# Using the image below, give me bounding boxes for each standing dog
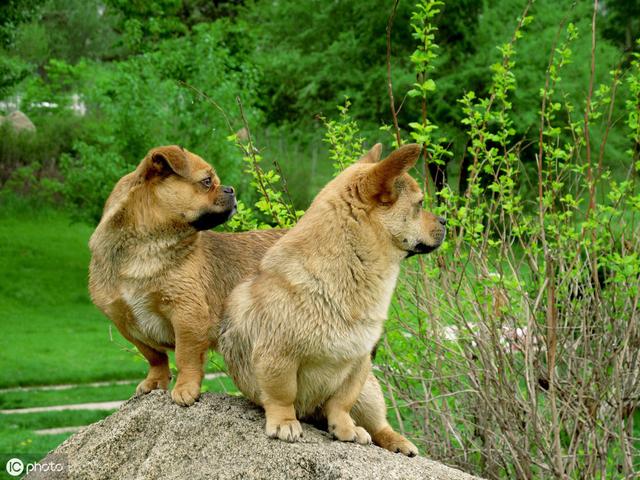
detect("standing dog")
[89,145,285,406]
[219,143,445,455]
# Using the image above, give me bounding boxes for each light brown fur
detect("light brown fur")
[89,145,285,405]
[219,143,446,456]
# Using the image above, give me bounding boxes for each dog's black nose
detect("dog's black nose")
[438,216,447,226]
[222,186,235,195]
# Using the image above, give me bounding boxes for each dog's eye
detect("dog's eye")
[200,177,212,189]
[417,198,423,208]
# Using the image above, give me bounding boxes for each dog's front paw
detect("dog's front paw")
[171,381,200,406]
[373,427,419,457]
[265,418,303,443]
[329,423,372,445]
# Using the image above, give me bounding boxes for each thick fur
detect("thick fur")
[219,143,446,455]
[89,145,286,406]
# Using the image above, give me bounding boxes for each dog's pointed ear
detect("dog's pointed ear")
[359,143,421,203]
[143,145,190,179]
[357,143,383,164]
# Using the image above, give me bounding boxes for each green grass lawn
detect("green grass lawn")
[1,410,111,459]
[0,195,232,462]
[0,197,147,387]
[0,383,137,410]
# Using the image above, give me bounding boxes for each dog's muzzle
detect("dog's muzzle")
[190,187,237,231]
[406,242,438,257]
[406,225,445,257]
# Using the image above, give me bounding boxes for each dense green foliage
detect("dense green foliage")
[1,0,637,214]
[1,1,263,222]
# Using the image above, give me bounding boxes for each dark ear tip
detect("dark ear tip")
[149,145,182,155]
[399,143,422,157]
[385,143,421,168]
[148,146,165,160]
[149,145,186,164]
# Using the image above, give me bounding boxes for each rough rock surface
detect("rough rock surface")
[0,111,36,132]
[29,391,481,480]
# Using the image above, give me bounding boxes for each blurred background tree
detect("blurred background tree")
[0,0,637,212]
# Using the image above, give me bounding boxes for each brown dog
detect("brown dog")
[219,143,445,455]
[88,145,285,405]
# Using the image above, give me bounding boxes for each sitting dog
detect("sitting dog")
[89,145,285,406]
[219,143,445,454]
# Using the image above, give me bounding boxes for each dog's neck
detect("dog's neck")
[263,200,402,324]
[90,199,200,281]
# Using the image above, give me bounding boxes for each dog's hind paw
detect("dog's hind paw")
[372,426,419,457]
[329,423,372,445]
[136,376,170,396]
[353,426,372,445]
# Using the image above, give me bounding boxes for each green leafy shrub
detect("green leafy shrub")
[0,113,85,187]
[57,142,128,224]
[37,21,262,223]
[372,5,640,479]
[225,110,303,231]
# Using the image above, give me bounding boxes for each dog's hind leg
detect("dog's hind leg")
[351,372,419,457]
[107,300,171,395]
[133,343,172,395]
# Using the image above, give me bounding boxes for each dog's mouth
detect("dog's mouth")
[406,225,446,257]
[406,242,439,258]
[228,201,237,218]
[190,201,237,231]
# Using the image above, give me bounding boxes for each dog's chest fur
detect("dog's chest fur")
[327,319,382,360]
[121,287,175,349]
[90,227,197,350]
[293,264,399,415]
[324,267,398,359]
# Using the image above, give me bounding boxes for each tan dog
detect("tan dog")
[89,145,285,406]
[219,143,446,455]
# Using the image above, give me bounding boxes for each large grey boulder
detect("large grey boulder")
[0,111,36,132]
[29,391,481,479]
